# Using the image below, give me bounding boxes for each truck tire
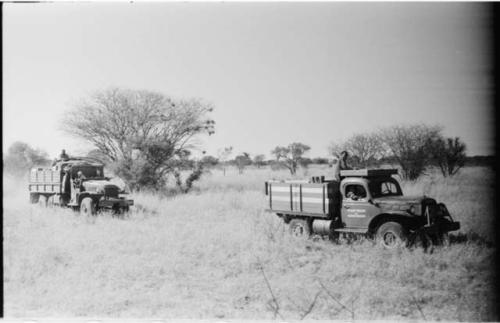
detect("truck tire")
[433,232,450,247]
[30,193,39,204]
[38,195,48,208]
[289,219,311,238]
[80,197,96,216]
[410,231,433,251]
[376,221,407,249]
[112,205,129,216]
[47,195,55,208]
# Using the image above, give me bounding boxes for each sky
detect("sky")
[3,2,495,160]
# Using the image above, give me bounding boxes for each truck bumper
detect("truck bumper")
[99,198,134,208]
[422,220,460,235]
[443,221,460,232]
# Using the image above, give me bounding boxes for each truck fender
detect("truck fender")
[368,212,419,235]
[78,192,95,206]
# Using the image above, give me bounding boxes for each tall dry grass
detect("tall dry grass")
[3,166,497,320]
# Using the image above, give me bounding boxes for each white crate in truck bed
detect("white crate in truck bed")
[29,168,61,193]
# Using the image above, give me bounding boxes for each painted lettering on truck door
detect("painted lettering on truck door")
[341,183,377,228]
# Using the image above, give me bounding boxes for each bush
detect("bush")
[431,137,467,177]
[4,142,50,176]
[379,124,442,180]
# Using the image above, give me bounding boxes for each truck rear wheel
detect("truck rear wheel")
[289,219,311,238]
[47,195,55,208]
[433,232,450,247]
[80,197,96,216]
[30,193,39,204]
[38,195,48,208]
[376,222,407,249]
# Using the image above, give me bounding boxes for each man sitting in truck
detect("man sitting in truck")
[345,184,366,201]
[74,170,87,188]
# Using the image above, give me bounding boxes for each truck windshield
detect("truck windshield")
[368,178,402,198]
[71,166,104,179]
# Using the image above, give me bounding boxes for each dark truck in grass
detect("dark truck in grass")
[29,156,133,215]
[265,169,460,248]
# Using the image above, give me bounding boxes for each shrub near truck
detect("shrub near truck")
[265,169,460,248]
[29,154,133,215]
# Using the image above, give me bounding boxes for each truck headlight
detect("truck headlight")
[409,204,421,215]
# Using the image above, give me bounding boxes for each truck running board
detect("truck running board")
[333,228,367,234]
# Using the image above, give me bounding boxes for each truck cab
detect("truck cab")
[340,170,403,228]
[265,169,460,248]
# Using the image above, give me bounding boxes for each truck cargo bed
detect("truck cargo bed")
[266,180,339,217]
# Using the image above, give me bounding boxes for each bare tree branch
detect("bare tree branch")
[258,263,284,320]
[300,291,322,320]
[318,280,354,317]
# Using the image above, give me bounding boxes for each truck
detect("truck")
[29,155,133,216]
[265,169,460,248]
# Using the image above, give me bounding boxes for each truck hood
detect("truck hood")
[82,180,121,196]
[83,179,115,188]
[372,195,436,213]
[372,195,426,204]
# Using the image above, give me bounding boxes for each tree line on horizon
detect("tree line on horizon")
[3,88,492,192]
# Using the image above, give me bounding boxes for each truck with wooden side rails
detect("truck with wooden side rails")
[265,169,460,248]
[29,153,133,215]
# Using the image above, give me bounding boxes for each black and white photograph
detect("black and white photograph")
[2,2,498,321]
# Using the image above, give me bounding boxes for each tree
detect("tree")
[328,132,384,168]
[217,146,233,176]
[173,161,204,193]
[271,142,311,175]
[200,155,219,168]
[62,88,215,190]
[430,137,467,177]
[299,157,313,168]
[312,157,329,165]
[86,148,112,164]
[253,154,266,168]
[4,142,50,176]
[344,132,385,167]
[327,141,347,158]
[379,124,442,180]
[234,152,252,174]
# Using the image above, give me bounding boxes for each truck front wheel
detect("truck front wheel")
[80,197,96,216]
[289,219,311,238]
[376,222,407,249]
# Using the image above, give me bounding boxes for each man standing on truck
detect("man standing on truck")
[52,149,70,166]
[339,151,351,170]
[60,149,69,160]
[332,150,352,181]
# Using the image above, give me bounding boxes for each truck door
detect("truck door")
[341,183,377,228]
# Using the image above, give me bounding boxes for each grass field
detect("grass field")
[3,165,498,320]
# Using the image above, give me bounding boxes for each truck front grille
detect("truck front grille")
[104,186,119,198]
